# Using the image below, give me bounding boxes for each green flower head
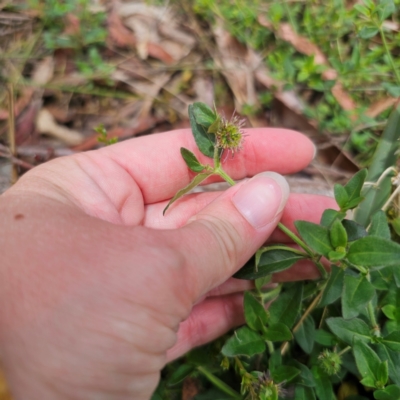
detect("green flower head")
[318,349,342,376]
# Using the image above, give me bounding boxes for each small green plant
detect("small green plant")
[161,102,400,399]
[94,124,118,146]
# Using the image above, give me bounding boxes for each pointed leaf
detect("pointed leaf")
[168,364,195,386]
[295,221,333,256]
[326,317,371,345]
[271,365,300,384]
[191,102,216,126]
[263,322,292,342]
[180,147,205,172]
[188,104,215,158]
[234,249,304,280]
[342,219,368,241]
[374,385,400,400]
[295,386,316,400]
[353,338,381,387]
[369,210,391,240]
[320,209,346,227]
[382,331,400,352]
[163,172,212,214]
[294,315,315,354]
[320,265,345,307]
[344,169,368,205]
[334,184,349,209]
[291,361,315,387]
[244,291,268,332]
[347,236,400,267]
[311,366,335,400]
[376,361,389,387]
[376,343,400,386]
[269,284,303,329]
[329,219,348,248]
[314,329,336,346]
[342,275,375,319]
[221,326,265,357]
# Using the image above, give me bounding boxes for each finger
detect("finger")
[102,128,315,204]
[144,192,336,232]
[166,293,244,362]
[169,171,290,300]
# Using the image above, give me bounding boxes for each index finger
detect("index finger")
[101,128,315,205]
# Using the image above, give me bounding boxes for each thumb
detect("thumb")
[172,171,290,300]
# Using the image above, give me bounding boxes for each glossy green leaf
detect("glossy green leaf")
[295,221,333,257]
[320,266,345,307]
[180,147,205,173]
[329,219,348,248]
[369,211,391,240]
[294,386,316,400]
[342,219,368,241]
[342,275,375,319]
[320,209,346,227]
[269,284,303,329]
[347,236,400,267]
[271,365,300,384]
[382,331,400,352]
[334,184,349,209]
[221,326,265,357]
[188,103,215,158]
[374,385,400,400]
[354,105,400,227]
[243,291,268,332]
[234,249,304,279]
[263,322,292,342]
[326,317,371,345]
[353,338,381,387]
[163,172,212,214]
[311,366,335,400]
[294,315,315,354]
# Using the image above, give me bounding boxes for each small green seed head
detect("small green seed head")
[318,349,342,376]
[215,114,245,154]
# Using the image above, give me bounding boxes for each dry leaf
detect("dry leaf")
[36,108,84,146]
[107,8,136,48]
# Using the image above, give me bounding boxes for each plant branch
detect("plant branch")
[278,223,314,257]
[380,27,400,84]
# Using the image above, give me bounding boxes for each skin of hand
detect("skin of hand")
[0,128,336,400]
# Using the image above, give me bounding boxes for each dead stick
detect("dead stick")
[7,83,18,183]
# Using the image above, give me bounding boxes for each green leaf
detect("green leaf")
[269,350,282,372]
[263,322,292,342]
[207,116,222,134]
[234,249,304,280]
[191,102,216,126]
[314,329,337,346]
[334,184,349,209]
[376,343,400,386]
[320,266,345,307]
[295,221,333,257]
[320,209,346,227]
[374,385,400,400]
[342,274,375,319]
[163,172,212,214]
[188,104,216,158]
[393,266,400,288]
[382,83,400,98]
[294,315,315,354]
[180,147,205,173]
[354,105,400,227]
[311,366,335,400]
[294,386,316,400]
[376,361,389,387]
[369,211,391,239]
[244,291,268,332]
[354,4,370,16]
[382,331,400,352]
[391,217,400,236]
[344,169,368,204]
[269,284,303,329]
[359,26,379,39]
[326,317,371,345]
[353,337,381,387]
[377,0,395,21]
[221,326,265,357]
[342,219,368,241]
[347,236,400,267]
[382,305,397,320]
[291,361,315,387]
[329,219,348,248]
[271,365,300,384]
[168,364,194,386]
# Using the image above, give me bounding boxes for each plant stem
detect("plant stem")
[380,27,400,84]
[197,366,242,399]
[278,223,314,257]
[367,301,380,336]
[257,245,309,257]
[217,168,236,186]
[337,346,351,357]
[281,291,323,355]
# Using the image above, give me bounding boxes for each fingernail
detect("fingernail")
[231,172,289,229]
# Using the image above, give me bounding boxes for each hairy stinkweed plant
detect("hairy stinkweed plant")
[162,102,400,400]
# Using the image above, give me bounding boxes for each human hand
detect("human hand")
[0,128,335,399]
